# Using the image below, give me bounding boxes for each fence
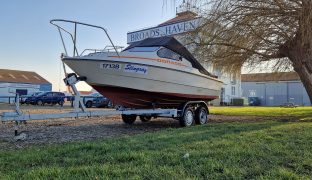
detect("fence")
[0,96,95,104]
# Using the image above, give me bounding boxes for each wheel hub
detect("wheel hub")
[185,110,194,125]
[199,109,207,124]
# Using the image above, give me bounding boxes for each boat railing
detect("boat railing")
[50,19,120,57]
[80,46,124,56]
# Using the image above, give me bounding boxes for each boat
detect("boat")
[52,20,223,109]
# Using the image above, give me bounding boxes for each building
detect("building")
[241,72,311,106]
[0,69,52,102]
[127,2,242,105]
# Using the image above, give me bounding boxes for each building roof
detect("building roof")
[0,69,51,84]
[158,11,198,27]
[241,72,301,82]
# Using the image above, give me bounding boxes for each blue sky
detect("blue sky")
[0,0,177,91]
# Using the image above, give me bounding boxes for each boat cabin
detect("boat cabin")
[123,36,216,78]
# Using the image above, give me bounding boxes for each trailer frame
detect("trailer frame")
[0,73,180,136]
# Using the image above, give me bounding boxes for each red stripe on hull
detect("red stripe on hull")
[92,85,218,109]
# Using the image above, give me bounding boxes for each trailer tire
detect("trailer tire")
[195,106,208,125]
[179,107,194,127]
[122,114,137,124]
[139,116,152,122]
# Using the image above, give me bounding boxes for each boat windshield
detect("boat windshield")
[157,47,182,61]
[128,47,159,52]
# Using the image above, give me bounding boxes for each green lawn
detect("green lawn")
[1,120,312,179]
[210,106,312,117]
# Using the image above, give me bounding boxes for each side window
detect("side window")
[46,92,53,97]
[55,92,63,96]
[157,48,182,61]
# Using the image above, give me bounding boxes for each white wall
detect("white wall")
[0,82,40,103]
[207,68,242,105]
[219,73,242,103]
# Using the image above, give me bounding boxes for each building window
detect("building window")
[22,74,29,80]
[33,75,41,80]
[231,86,235,96]
[231,75,237,85]
[249,90,256,97]
[9,74,16,79]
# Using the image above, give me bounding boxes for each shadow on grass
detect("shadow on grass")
[1,121,312,179]
[1,121,281,161]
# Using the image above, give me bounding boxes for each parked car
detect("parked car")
[83,92,112,108]
[248,97,261,106]
[24,92,65,106]
[62,92,74,101]
[21,92,43,104]
[280,102,299,108]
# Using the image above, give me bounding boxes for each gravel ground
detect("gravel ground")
[0,104,179,150]
[0,115,181,150]
[0,104,295,150]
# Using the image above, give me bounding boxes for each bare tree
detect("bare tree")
[178,0,312,103]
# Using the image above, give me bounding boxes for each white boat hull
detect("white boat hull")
[64,57,223,108]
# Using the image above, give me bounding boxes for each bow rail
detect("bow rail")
[50,19,120,57]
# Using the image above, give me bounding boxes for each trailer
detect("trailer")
[0,73,209,137]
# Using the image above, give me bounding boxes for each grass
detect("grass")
[1,121,312,179]
[210,106,312,117]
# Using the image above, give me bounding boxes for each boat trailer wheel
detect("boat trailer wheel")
[195,106,208,125]
[139,116,152,122]
[122,114,137,124]
[178,101,209,127]
[179,107,194,127]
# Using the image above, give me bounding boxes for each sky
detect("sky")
[0,0,177,91]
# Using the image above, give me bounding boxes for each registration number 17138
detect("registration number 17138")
[100,63,121,70]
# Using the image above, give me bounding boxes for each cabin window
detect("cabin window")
[128,47,159,52]
[157,48,182,61]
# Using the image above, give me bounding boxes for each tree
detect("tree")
[181,0,312,103]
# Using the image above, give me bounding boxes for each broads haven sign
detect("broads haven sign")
[127,18,203,44]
